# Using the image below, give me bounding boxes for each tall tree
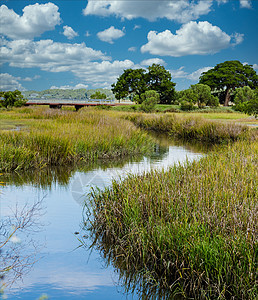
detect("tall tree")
[146,64,176,104]
[111,64,176,104]
[111,68,146,101]
[199,61,258,106]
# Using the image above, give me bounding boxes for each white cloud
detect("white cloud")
[0,3,61,40]
[0,73,25,91]
[133,25,141,30]
[168,66,212,81]
[83,0,213,23]
[240,0,252,8]
[169,67,188,78]
[253,64,258,70]
[187,66,212,80]
[141,58,166,66]
[71,60,136,88]
[141,21,243,57]
[50,83,89,90]
[97,26,125,44]
[63,26,78,40]
[231,32,244,46]
[128,46,137,52]
[0,38,136,88]
[0,39,110,71]
[85,31,91,37]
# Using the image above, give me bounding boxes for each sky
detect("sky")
[0,0,257,92]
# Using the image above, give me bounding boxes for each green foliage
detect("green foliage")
[178,84,219,110]
[111,64,176,104]
[146,64,176,104]
[111,68,146,102]
[88,140,257,299]
[0,90,27,108]
[191,84,219,107]
[140,90,159,113]
[180,100,195,111]
[234,86,258,117]
[90,91,107,99]
[199,60,258,106]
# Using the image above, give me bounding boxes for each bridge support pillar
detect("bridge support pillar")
[49,104,62,109]
[75,105,83,111]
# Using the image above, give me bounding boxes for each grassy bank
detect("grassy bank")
[124,113,255,144]
[0,107,154,172]
[87,140,257,299]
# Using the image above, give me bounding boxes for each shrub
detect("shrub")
[140,90,159,113]
[180,100,195,111]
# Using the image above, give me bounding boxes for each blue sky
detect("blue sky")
[0,0,257,92]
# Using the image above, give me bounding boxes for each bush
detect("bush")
[140,90,159,113]
[0,90,27,108]
[234,86,258,117]
[180,100,195,111]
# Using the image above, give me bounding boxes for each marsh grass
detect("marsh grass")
[124,113,255,144]
[87,140,257,299]
[0,107,154,172]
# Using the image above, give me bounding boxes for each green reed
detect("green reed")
[88,140,257,299]
[124,113,255,144]
[0,107,154,172]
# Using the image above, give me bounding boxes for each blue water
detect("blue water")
[0,141,203,299]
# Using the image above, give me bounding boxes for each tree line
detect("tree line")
[111,60,257,115]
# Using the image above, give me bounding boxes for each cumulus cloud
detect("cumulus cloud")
[97,26,125,44]
[0,38,136,88]
[187,66,212,80]
[0,3,61,40]
[71,60,136,88]
[240,0,252,8]
[0,73,25,91]
[140,58,166,66]
[63,26,78,40]
[141,21,243,57]
[169,67,188,78]
[0,39,110,71]
[83,0,212,23]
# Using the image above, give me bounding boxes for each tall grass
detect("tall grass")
[0,107,154,172]
[87,140,257,299]
[124,113,255,144]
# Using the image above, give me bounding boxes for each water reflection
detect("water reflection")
[0,199,45,292]
[1,136,204,299]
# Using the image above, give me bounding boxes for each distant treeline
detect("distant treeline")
[23,88,115,100]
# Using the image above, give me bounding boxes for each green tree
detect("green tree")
[0,90,27,108]
[111,68,146,102]
[190,84,219,107]
[178,89,197,111]
[234,86,258,117]
[199,61,258,106]
[140,90,159,113]
[111,64,176,104]
[146,64,176,104]
[90,91,107,99]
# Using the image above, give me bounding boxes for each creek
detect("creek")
[1,136,205,299]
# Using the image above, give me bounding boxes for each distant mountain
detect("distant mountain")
[23,88,115,100]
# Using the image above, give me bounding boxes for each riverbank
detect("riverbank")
[0,107,154,172]
[88,139,257,299]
